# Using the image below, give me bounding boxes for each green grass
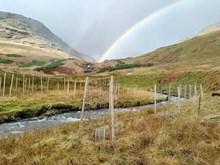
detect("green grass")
[98,63,142,73]
[5,54,23,57]
[0,59,13,64]
[97,60,153,73]
[35,60,64,70]
[114,70,219,93]
[0,93,82,123]
[0,88,164,123]
[116,72,166,89]
[158,71,216,93]
[18,60,47,68]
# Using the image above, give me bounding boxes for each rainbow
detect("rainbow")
[98,0,183,63]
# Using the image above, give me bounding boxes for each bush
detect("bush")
[0,59,13,64]
[35,60,64,71]
[18,60,47,68]
[5,54,23,57]
[98,63,142,73]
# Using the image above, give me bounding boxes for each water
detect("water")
[0,96,181,137]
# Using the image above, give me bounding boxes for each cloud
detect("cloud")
[0,0,220,61]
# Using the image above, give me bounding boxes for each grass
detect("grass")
[97,63,143,73]
[36,60,64,70]
[123,30,220,66]
[0,95,219,164]
[116,72,166,89]
[5,54,23,57]
[0,91,82,123]
[102,70,220,92]
[0,59,13,64]
[0,84,164,123]
[0,70,218,122]
[18,60,47,68]
[97,60,153,73]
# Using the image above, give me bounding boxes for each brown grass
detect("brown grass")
[0,41,86,75]
[0,95,219,165]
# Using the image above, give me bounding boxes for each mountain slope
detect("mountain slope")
[123,29,220,70]
[96,25,220,91]
[0,11,94,75]
[0,11,94,61]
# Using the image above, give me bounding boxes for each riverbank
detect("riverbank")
[0,90,166,123]
[0,95,219,165]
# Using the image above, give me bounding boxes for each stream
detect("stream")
[0,96,181,137]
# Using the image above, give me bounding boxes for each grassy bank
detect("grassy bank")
[0,89,166,123]
[115,70,219,92]
[0,92,81,123]
[0,95,219,164]
[1,69,218,123]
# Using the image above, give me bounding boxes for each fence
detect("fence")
[0,72,205,142]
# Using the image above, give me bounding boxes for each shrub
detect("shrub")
[5,54,23,57]
[98,63,142,73]
[18,60,47,68]
[0,59,13,64]
[35,60,64,71]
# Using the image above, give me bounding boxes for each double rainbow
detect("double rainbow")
[98,0,183,63]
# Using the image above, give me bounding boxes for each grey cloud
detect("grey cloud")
[0,0,220,61]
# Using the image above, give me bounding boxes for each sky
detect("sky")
[0,0,220,62]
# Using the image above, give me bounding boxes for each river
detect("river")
[0,96,181,137]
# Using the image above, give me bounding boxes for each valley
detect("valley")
[0,11,219,165]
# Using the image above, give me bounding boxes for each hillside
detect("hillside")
[123,29,220,68]
[0,11,94,75]
[96,28,220,72]
[95,27,220,92]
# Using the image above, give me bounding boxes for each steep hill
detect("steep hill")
[0,11,94,75]
[96,26,220,91]
[123,29,220,68]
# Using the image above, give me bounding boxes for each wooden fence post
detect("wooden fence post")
[109,76,115,141]
[200,84,203,98]
[28,78,31,91]
[154,84,157,114]
[22,74,25,96]
[99,81,102,98]
[41,77,43,94]
[198,95,202,115]
[47,77,50,91]
[64,78,66,91]
[0,77,2,93]
[67,80,70,96]
[9,74,14,98]
[80,77,89,121]
[25,78,28,92]
[73,80,77,98]
[189,84,192,99]
[32,76,34,93]
[2,73,6,97]
[167,86,171,116]
[15,77,18,92]
[184,85,187,99]
[57,81,60,91]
